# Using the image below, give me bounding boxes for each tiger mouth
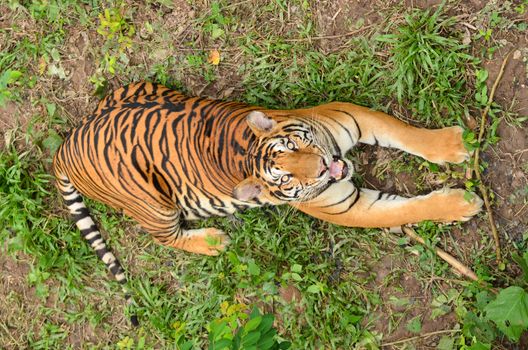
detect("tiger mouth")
[328,156,350,181]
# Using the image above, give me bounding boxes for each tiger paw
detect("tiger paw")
[428,188,483,222]
[426,126,470,165]
[181,228,230,256]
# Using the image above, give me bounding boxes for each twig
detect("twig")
[472,51,512,264]
[283,25,374,42]
[381,328,460,347]
[401,226,478,281]
[514,202,528,218]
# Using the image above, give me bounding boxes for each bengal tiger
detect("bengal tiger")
[52,82,482,325]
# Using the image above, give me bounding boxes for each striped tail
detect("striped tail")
[55,173,139,326]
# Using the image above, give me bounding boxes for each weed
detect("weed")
[0,69,22,107]
[376,6,477,125]
[197,1,233,41]
[241,39,387,109]
[91,2,136,94]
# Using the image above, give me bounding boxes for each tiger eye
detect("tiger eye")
[280,174,291,184]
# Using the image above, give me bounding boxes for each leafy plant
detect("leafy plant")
[198,1,233,40]
[484,287,528,342]
[92,3,136,93]
[97,7,135,52]
[208,303,291,350]
[0,69,22,106]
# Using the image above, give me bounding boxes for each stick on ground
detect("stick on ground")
[401,226,478,281]
[471,51,512,264]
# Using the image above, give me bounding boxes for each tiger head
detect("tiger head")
[233,111,354,203]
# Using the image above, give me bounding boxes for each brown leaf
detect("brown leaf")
[208,49,220,65]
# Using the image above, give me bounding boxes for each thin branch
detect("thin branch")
[401,226,478,281]
[472,51,512,264]
[381,329,460,347]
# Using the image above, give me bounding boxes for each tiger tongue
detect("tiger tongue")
[329,159,345,179]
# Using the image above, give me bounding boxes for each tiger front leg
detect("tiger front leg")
[293,181,483,228]
[312,102,470,165]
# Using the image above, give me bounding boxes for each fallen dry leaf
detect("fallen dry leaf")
[38,56,47,75]
[208,49,221,65]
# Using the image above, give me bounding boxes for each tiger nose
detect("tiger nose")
[318,158,327,177]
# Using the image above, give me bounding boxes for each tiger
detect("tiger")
[52,82,483,324]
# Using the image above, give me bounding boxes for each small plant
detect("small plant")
[97,7,135,52]
[198,1,232,40]
[0,69,22,107]
[92,4,136,93]
[208,302,291,350]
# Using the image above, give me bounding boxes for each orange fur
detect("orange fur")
[54,82,482,257]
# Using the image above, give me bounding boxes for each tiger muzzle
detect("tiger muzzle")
[329,156,351,181]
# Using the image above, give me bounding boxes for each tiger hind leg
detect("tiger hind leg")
[104,190,231,256]
[153,226,230,256]
[55,174,139,326]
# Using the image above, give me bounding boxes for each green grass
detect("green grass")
[1,0,527,349]
[376,5,477,125]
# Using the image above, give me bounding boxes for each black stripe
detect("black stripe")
[80,225,99,237]
[330,109,360,140]
[109,263,122,275]
[323,190,360,215]
[64,196,83,206]
[71,207,91,221]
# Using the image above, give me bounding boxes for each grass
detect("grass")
[1,0,527,349]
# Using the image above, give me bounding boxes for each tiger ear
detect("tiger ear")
[246,111,277,136]
[233,176,263,201]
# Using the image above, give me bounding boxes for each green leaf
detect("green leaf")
[291,264,302,273]
[278,341,292,349]
[241,331,260,346]
[389,296,410,307]
[178,341,194,350]
[431,304,450,320]
[468,341,491,350]
[46,103,56,117]
[249,306,261,319]
[256,336,275,350]
[247,261,260,276]
[209,24,224,39]
[476,69,488,84]
[209,338,231,350]
[257,315,274,334]
[209,320,229,341]
[244,316,262,332]
[290,272,302,281]
[406,316,422,334]
[462,311,496,344]
[437,335,454,350]
[42,130,63,155]
[484,286,528,341]
[50,48,61,62]
[475,290,493,311]
[1,70,22,87]
[306,285,320,293]
[512,252,528,284]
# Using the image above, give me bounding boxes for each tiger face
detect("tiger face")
[234,111,354,203]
